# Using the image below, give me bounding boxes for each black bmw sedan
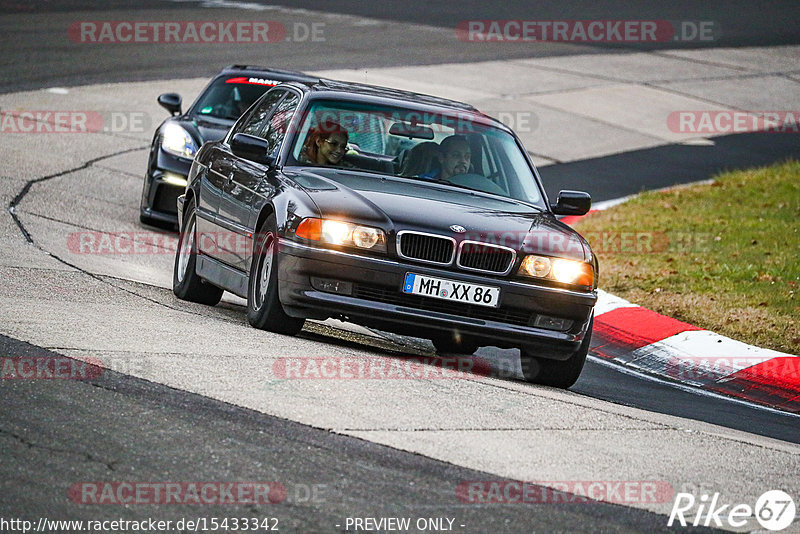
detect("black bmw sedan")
[173,79,598,388]
[139,65,318,228]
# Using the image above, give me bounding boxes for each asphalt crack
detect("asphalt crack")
[0,427,118,471]
[8,146,147,243]
[3,146,233,319]
[19,209,177,254]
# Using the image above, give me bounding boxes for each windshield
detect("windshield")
[289,99,545,207]
[190,76,276,121]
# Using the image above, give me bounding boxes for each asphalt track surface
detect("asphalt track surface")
[1,334,724,533]
[3,0,800,93]
[1,2,799,533]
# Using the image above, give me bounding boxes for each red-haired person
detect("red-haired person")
[299,120,352,166]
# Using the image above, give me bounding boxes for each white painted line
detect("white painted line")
[626,330,795,386]
[593,289,638,317]
[642,329,793,361]
[593,196,634,211]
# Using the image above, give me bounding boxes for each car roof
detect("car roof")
[272,78,509,132]
[311,78,479,111]
[209,66,500,128]
[216,64,320,84]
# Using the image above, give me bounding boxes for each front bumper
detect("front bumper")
[140,150,192,224]
[277,239,596,357]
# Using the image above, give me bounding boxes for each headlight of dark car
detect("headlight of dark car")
[161,123,198,159]
[295,217,387,253]
[519,255,594,288]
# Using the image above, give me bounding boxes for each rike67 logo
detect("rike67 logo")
[669,490,796,531]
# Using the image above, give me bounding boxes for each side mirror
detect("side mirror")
[551,190,591,216]
[158,93,182,116]
[231,133,275,166]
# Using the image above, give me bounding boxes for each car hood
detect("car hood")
[286,168,589,261]
[171,116,233,145]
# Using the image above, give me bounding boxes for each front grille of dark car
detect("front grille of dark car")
[397,232,455,265]
[353,283,533,327]
[457,241,515,274]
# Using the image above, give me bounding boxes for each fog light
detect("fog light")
[311,277,353,295]
[162,172,188,187]
[533,315,573,331]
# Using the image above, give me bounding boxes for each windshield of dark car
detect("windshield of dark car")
[190,77,275,120]
[289,99,545,208]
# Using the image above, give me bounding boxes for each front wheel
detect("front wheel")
[246,215,305,335]
[519,316,592,389]
[172,201,224,305]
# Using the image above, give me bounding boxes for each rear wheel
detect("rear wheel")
[172,201,224,305]
[246,215,305,335]
[519,316,592,389]
[431,332,479,355]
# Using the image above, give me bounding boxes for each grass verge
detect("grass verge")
[574,159,799,354]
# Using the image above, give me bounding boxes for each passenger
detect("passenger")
[399,141,440,177]
[422,135,471,180]
[298,120,351,166]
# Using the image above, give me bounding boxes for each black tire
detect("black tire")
[172,201,224,306]
[246,215,305,335]
[431,332,479,355]
[519,316,593,389]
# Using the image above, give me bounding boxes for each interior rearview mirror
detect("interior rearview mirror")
[389,122,435,140]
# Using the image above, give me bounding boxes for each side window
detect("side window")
[236,89,287,138]
[263,92,300,158]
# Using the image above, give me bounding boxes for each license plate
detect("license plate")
[403,273,500,308]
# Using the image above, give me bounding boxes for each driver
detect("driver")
[422,135,471,180]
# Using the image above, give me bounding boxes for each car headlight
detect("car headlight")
[161,123,198,158]
[295,218,387,253]
[519,255,594,288]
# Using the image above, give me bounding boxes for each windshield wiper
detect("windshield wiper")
[402,175,544,211]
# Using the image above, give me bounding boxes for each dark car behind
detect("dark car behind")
[139,65,318,228]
